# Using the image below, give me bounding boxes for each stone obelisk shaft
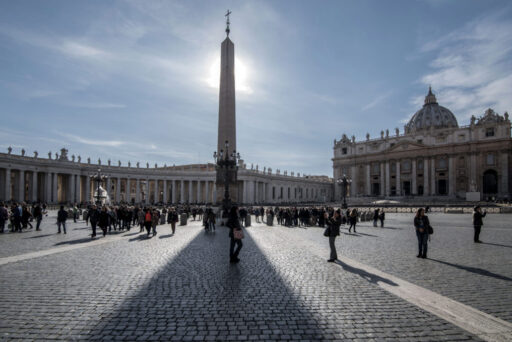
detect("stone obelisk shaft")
[217,37,236,156]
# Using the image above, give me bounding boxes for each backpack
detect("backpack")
[145,212,152,222]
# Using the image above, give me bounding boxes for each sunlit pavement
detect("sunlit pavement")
[0,213,510,341]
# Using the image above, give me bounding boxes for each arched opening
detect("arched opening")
[483,170,498,194]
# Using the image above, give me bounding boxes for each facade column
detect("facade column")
[243,180,247,204]
[180,180,185,204]
[396,161,401,196]
[106,177,111,202]
[366,164,371,196]
[5,168,11,201]
[470,154,477,191]
[380,163,385,197]
[205,181,210,203]
[430,157,436,195]
[135,178,141,203]
[500,153,509,197]
[350,165,358,197]
[69,174,76,203]
[255,181,259,203]
[32,171,38,202]
[411,159,417,195]
[172,180,177,204]
[188,180,193,203]
[116,177,121,203]
[52,173,58,203]
[19,169,25,202]
[145,177,149,203]
[448,156,455,196]
[423,159,429,196]
[197,180,201,203]
[85,175,91,203]
[154,179,159,203]
[163,180,168,203]
[385,162,390,196]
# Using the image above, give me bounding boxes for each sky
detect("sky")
[1,0,511,176]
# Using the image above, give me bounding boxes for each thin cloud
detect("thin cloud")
[362,91,393,111]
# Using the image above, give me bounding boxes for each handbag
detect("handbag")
[233,229,244,240]
[427,225,434,235]
[323,227,331,237]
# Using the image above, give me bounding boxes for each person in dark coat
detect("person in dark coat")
[227,206,243,263]
[414,208,430,258]
[0,202,7,233]
[472,206,487,243]
[33,203,43,231]
[326,210,342,262]
[167,208,178,235]
[89,205,100,238]
[373,209,380,227]
[57,205,68,234]
[21,205,33,229]
[379,209,385,228]
[98,206,109,237]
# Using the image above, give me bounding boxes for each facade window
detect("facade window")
[417,160,423,170]
[342,147,347,155]
[402,160,411,172]
[458,134,465,142]
[359,147,364,152]
[486,154,495,165]
[372,163,380,174]
[391,163,396,173]
[438,158,447,169]
[458,156,465,167]
[417,139,423,144]
[486,128,495,137]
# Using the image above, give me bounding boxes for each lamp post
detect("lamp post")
[89,168,108,205]
[336,174,352,209]
[214,140,241,216]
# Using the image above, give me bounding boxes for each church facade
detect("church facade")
[333,88,512,201]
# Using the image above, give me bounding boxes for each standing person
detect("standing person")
[22,205,33,229]
[379,209,385,228]
[207,208,216,232]
[167,207,178,235]
[227,206,243,263]
[373,209,380,227]
[472,206,487,243]
[144,208,152,237]
[98,206,109,237]
[72,205,78,223]
[138,209,145,232]
[83,208,89,226]
[0,202,8,233]
[326,210,342,262]
[414,208,430,258]
[11,203,22,232]
[151,209,159,236]
[33,203,43,231]
[348,209,358,233]
[89,205,100,238]
[57,205,68,234]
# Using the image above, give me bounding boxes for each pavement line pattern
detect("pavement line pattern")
[0,227,200,266]
[249,226,512,342]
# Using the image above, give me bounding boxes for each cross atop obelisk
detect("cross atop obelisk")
[225,9,231,37]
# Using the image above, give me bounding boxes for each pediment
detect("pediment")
[385,140,425,153]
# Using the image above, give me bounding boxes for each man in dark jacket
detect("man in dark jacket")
[0,202,8,233]
[33,203,43,231]
[326,210,342,262]
[89,205,100,238]
[57,205,68,234]
[472,206,487,243]
[227,207,243,263]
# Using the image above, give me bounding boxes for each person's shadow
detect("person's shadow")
[428,258,512,281]
[334,260,398,286]
[480,242,512,249]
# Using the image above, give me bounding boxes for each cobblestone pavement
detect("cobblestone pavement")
[0,213,508,341]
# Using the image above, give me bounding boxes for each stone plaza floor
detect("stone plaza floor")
[0,212,511,341]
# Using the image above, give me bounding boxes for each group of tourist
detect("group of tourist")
[0,201,46,233]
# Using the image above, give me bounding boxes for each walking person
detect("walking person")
[414,208,430,258]
[144,208,152,237]
[22,205,33,229]
[89,205,100,238]
[379,209,385,227]
[57,205,68,234]
[138,209,145,232]
[33,203,43,231]
[227,207,243,263]
[167,207,178,235]
[0,202,8,233]
[348,208,358,233]
[151,209,159,236]
[373,208,380,227]
[326,210,342,262]
[98,206,109,237]
[472,206,487,243]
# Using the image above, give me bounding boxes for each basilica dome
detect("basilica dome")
[405,87,458,133]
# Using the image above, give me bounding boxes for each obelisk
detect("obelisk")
[216,10,238,205]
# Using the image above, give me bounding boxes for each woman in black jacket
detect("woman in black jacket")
[98,206,110,237]
[414,208,430,258]
[326,210,342,262]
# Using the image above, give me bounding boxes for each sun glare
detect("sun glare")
[206,56,253,94]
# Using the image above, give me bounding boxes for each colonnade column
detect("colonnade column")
[163,180,168,204]
[180,180,185,204]
[52,173,58,203]
[430,157,436,195]
[32,171,38,202]
[423,159,429,196]
[385,162,390,196]
[470,153,477,191]
[242,180,247,204]
[213,183,217,204]
[350,166,357,197]
[380,163,385,196]
[172,180,177,203]
[395,161,401,196]
[136,179,141,203]
[411,160,417,195]
[69,174,76,203]
[19,170,25,202]
[85,175,90,203]
[448,156,455,196]
[197,180,201,203]
[188,180,193,203]
[5,168,11,201]
[366,164,371,196]
[116,178,121,203]
[205,181,210,203]
[45,172,51,203]
[255,181,259,203]
[154,179,159,203]
[106,177,111,202]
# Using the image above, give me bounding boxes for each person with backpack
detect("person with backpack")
[227,206,243,263]
[57,205,68,234]
[414,208,431,258]
[472,206,487,243]
[144,208,153,237]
